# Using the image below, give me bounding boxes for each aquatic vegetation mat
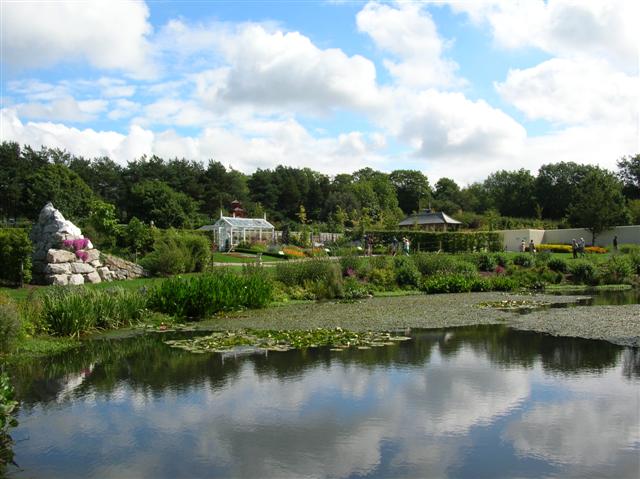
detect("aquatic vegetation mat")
[164,328,412,353]
[477,299,551,311]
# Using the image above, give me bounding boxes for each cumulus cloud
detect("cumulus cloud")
[1,0,154,77]
[447,0,639,69]
[15,97,108,123]
[189,23,383,115]
[496,58,639,125]
[356,2,462,88]
[0,108,384,175]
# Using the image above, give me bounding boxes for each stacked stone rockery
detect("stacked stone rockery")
[30,203,146,285]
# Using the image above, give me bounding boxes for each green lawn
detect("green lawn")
[211,252,285,263]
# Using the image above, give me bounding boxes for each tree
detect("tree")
[432,178,462,212]
[535,162,596,219]
[617,154,640,199]
[127,180,198,228]
[389,170,431,214]
[24,163,96,220]
[567,169,631,243]
[484,169,536,218]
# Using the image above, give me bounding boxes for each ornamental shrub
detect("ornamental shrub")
[369,267,396,290]
[342,277,373,300]
[393,256,421,287]
[547,257,568,273]
[0,229,33,286]
[476,253,496,272]
[569,260,598,285]
[513,254,534,268]
[339,255,369,279]
[419,274,475,294]
[493,253,508,267]
[412,253,476,276]
[140,230,211,275]
[487,276,519,291]
[600,256,634,284]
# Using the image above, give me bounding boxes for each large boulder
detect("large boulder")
[30,203,147,286]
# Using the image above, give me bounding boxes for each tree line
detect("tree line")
[1,141,638,231]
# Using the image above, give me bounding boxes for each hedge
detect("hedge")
[0,228,33,286]
[362,230,503,253]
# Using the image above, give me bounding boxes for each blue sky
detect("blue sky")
[1,0,637,183]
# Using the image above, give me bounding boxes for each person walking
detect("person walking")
[613,235,618,252]
[528,240,536,254]
[578,238,586,257]
[571,239,577,259]
[391,236,399,256]
[403,237,410,256]
[519,240,526,253]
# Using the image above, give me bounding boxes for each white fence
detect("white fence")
[498,225,640,251]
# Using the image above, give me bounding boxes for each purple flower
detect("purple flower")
[73,238,89,250]
[75,250,89,262]
[345,267,356,277]
[63,239,74,248]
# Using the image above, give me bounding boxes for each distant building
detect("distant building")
[230,199,246,218]
[199,213,275,251]
[398,209,462,231]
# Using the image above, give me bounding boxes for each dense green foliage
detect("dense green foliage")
[140,230,211,276]
[567,168,631,242]
[365,230,503,253]
[39,287,148,337]
[0,228,33,286]
[2,142,636,233]
[0,297,21,354]
[147,268,273,319]
[0,371,18,475]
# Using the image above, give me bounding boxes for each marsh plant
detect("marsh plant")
[147,269,273,319]
[0,297,21,354]
[276,259,344,299]
[0,372,18,475]
[40,287,147,336]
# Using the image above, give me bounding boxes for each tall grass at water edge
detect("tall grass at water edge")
[39,287,147,337]
[147,266,273,319]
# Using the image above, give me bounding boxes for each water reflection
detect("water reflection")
[9,326,640,478]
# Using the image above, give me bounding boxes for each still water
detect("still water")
[9,326,640,478]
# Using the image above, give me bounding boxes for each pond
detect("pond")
[8,325,640,478]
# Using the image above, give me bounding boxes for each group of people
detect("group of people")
[571,238,586,258]
[390,236,411,256]
[364,235,411,256]
[519,239,537,253]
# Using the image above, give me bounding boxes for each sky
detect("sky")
[1,0,638,184]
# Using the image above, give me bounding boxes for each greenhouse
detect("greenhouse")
[199,214,275,251]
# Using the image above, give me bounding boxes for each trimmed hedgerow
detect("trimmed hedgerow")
[362,230,503,253]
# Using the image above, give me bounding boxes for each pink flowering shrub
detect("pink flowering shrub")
[62,237,91,262]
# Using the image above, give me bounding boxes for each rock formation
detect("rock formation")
[30,203,146,285]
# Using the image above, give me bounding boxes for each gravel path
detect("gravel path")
[202,292,640,346]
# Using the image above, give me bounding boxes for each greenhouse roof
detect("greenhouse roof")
[199,216,274,230]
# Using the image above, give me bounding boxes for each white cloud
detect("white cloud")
[15,97,108,122]
[0,108,383,175]
[357,2,461,88]
[447,0,639,69]
[389,89,526,160]
[496,58,639,125]
[1,0,154,77]
[190,23,382,114]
